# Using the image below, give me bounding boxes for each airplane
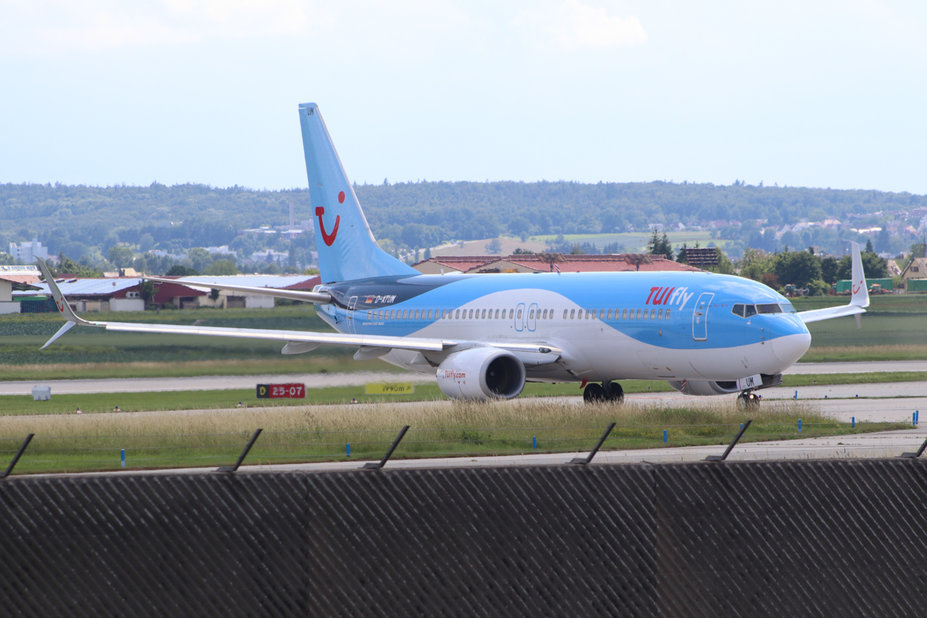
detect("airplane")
[36,102,871,407]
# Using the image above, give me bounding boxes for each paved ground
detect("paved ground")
[1,360,924,396]
[0,371,434,395]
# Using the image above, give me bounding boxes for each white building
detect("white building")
[9,240,49,263]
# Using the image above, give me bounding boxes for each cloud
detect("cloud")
[1,0,315,55]
[517,0,647,50]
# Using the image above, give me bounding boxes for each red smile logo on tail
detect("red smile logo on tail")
[316,191,344,246]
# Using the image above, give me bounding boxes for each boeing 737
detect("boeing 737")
[37,103,870,407]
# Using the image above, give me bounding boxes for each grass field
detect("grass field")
[0,399,907,475]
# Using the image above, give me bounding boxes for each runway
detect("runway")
[1,360,924,396]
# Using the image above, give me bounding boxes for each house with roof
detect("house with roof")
[12,273,342,312]
[900,257,927,292]
[162,274,321,309]
[0,265,43,314]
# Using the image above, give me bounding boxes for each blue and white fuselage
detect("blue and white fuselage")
[316,270,811,387]
[37,102,869,404]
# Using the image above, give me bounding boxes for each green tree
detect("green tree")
[55,253,102,277]
[647,229,673,260]
[166,264,200,276]
[836,251,888,280]
[820,256,838,284]
[107,245,135,268]
[138,280,155,307]
[185,248,212,273]
[774,250,822,288]
[204,259,239,275]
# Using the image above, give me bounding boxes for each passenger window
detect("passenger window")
[636,309,641,320]
[607,309,613,319]
[621,309,627,319]
[665,308,671,319]
[570,309,575,319]
[517,309,523,320]
[658,309,663,319]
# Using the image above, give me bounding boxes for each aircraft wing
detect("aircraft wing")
[144,276,332,304]
[35,259,560,362]
[797,242,870,324]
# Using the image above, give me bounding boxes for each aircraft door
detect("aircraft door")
[514,303,526,332]
[347,296,358,333]
[527,302,538,332]
[692,292,714,341]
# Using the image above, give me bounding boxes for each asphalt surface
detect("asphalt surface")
[1,360,924,396]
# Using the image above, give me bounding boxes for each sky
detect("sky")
[2,0,927,194]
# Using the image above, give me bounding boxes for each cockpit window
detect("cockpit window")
[732,302,796,318]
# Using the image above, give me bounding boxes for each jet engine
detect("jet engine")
[436,348,526,400]
[668,373,782,396]
[667,380,741,396]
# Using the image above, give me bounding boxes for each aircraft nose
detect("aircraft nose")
[771,331,811,365]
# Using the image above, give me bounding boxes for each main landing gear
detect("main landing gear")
[583,381,624,404]
[736,390,761,410]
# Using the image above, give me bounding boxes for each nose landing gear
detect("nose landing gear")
[583,381,625,404]
[736,391,761,410]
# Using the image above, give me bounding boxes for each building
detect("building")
[412,254,701,275]
[151,274,321,309]
[682,248,721,268]
[900,257,927,292]
[0,265,42,314]
[8,240,49,263]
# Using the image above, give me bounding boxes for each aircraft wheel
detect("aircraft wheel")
[583,382,606,404]
[736,392,760,410]
[605,381,624,403]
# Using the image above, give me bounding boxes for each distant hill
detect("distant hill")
[1,180,923,262]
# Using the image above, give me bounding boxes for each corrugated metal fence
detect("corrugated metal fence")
[1,461,926,616]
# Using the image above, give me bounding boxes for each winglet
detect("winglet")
[797,242,870,324]
[849,241,870,309]
[35,259,96,348]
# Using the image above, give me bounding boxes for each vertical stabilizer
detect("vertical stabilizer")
[299,103,417,282]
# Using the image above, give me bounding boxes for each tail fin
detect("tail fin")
[299,103,417,282]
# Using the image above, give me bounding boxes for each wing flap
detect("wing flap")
[99,320,448,352]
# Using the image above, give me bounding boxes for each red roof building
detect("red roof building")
[413,254,701,274]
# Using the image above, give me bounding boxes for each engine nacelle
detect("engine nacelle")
[667,380,741,396]
[436,348,526,400]
[668,373,782,396]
